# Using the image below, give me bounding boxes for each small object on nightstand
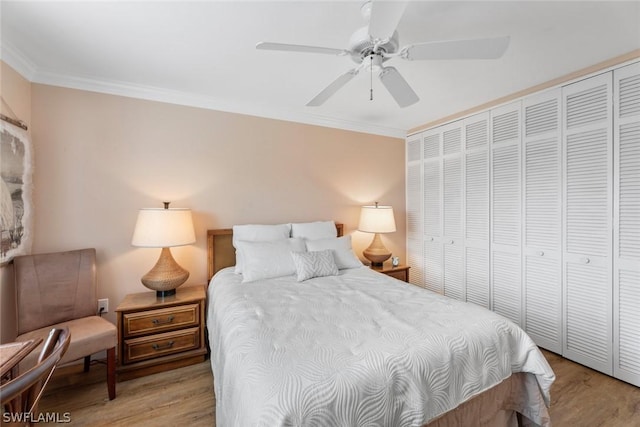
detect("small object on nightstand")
[391,256,399,267]
[371,263,410,283]
[115,285,207,381]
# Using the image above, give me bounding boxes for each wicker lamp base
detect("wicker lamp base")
[141,247,189,298]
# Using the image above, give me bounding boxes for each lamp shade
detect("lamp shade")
[358,205,396,234]
[131,208,196,248]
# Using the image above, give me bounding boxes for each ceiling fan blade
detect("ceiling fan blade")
[256,42,348,56]
[378,66,419,108]
[307,69,359,107]
[402,36,510,60]
[368,1,407,41]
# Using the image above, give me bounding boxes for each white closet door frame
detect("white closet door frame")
[490,101,523,325]
[406,59,640,384]
[562,72,613,375]
[406,133,424,288]
[464,112,490,309]
[613,62,640,386]
[522,88,563,353]
[422,128,443,292]
[441,121,465,300]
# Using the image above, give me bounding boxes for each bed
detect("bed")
[206,222,554,427]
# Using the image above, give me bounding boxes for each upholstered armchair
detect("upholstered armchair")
[13,248,116,400]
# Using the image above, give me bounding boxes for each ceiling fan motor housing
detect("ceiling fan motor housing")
[348,26,399,64]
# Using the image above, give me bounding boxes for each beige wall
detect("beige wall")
[0,77,406,339]
[0,62,32,342]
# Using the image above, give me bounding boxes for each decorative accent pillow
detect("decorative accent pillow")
[232,223,292,274]
[291,250,339,282]
[290,221,337,240]
[305,235,363,269]
[236,238,305,283]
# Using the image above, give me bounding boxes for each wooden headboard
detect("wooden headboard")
[207,223,344,281]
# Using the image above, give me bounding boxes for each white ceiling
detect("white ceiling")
[2,1,639,138]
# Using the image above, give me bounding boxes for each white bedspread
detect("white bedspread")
[208,266,555,427]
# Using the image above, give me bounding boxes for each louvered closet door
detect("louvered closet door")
[562,72,613,375]
[464,113,490,308]
[407,134,424,287]
[442,123,464,301]
[614,62,640,387]
[523,89,563,353]
[491,102,522,325]
[423,130,443,292]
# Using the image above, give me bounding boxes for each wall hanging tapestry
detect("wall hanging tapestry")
[1,121,32,264]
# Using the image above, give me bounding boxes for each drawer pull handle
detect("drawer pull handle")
[582,257,590,264]
[152,315,175,325]
[448,240,454,245]
[537,251,544,257]
[152,341,175,351]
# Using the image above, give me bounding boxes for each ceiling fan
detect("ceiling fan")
[256,1,510,108]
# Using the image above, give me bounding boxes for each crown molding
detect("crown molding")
[1,47,405,139]
[34,71,406,138]
[0,40,37,81]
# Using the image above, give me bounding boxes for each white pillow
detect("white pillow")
[236,238,305,283]
[305,235,363,269]
[291,221,336,240]
[291,250,339,282]
[232,223,292,274]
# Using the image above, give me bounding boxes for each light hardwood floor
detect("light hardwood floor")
[542,351,640,426]
[37,350,640,426]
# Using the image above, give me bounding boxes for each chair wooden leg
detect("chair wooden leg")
[107,347,116,400]
[84,355,91,372]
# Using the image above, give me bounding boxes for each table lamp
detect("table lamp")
[131,202,196,297]
[358,202,396,267]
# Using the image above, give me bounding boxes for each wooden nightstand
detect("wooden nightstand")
[371,264,410,282]
[115,285,207,381]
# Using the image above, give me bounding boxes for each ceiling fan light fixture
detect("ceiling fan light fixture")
[365,54,384,72]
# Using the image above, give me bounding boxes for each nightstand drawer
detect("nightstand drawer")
[116,286,207,380]
[122,327,200,364]
[385,270,408,281]
[371,264,410,283]
[122,303,200,338]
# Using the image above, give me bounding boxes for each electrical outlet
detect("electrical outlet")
[98,298,109,314]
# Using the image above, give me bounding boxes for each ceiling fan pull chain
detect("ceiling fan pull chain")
[370,56,373,101]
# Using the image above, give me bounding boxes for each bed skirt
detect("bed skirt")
[425,372,550,427]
